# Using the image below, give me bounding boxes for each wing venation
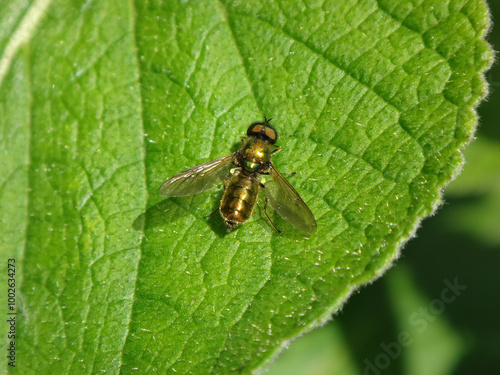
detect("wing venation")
[159,153,235,197]
[265,165,317,234]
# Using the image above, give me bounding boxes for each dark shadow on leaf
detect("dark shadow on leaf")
[132,198,188,231]
[204,190,231,238]
[132,191,230,238]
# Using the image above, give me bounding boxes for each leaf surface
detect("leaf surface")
[0,0,492,373]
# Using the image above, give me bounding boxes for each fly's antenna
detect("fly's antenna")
[264,116,273,123]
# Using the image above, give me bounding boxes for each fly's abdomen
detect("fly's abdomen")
[220,174,260,231]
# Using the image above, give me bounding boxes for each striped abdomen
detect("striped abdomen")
[220,172,260,231]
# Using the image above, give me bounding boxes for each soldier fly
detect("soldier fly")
[159,119,316,234]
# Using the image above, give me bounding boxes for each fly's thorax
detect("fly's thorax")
[220,172,260,230]
[237,137,276,173]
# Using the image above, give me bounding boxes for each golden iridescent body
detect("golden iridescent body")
[159,120,316,234]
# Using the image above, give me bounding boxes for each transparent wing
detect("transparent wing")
[265,164,317,234]
[159,153,235,197]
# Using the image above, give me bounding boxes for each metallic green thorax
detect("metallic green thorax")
[236,136,279,173]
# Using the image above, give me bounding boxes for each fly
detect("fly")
[158,119,317,234]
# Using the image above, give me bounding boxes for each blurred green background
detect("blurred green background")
[264,1,500,374]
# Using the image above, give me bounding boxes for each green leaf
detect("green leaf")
[0,0,492,373]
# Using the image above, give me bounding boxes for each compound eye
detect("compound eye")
[264,127,277,144]
[247,124,265,136]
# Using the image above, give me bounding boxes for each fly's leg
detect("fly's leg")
[205,198,220,218]
[206,207,220,217]
[262,169,296,176]
[262,184,282,234]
